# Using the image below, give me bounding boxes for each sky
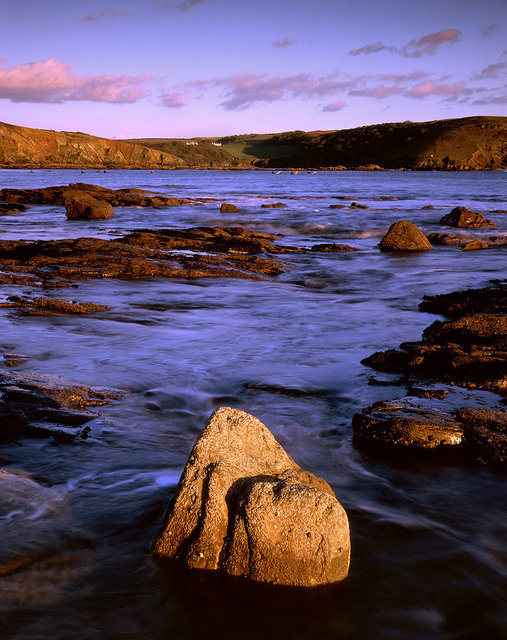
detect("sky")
[1,0,506,138]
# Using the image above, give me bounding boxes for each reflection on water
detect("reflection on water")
[0,170,506,639]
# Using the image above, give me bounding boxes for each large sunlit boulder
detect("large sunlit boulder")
[153,407,350,587]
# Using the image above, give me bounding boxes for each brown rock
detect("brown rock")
[422,205,435,210]
[153,407,350,587]
[379,220,432,252]
[64,191,115,220]
[419,286,506,318]
[261,202,287,209]
[455,408,507,467]
[310,243,358,252]
[220,203,241,213]
[440,206,495,228]
[349,202,371,209]
[460,240,488,251]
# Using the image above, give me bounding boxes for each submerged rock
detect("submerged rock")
[261,202,288,209]
[426,232,460,246]
[460,240,488,251]
[440,206,495,229]
[379,220,432,252]
[310,243,358,252]
[153,407,350,587]
[64,191,115,220]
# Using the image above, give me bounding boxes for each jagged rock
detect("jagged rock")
[153,407,350,587]
[426,232,460,246]
[440,206,495,228]
[64,191,115,220]
[379,220,432,252]
[461,240,488,251]
[220,203,241,213]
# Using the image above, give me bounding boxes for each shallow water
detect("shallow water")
[0,169,506,640]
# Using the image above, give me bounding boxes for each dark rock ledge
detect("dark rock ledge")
[354,284,507,468]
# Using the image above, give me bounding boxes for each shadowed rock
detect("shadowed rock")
[153,407,350,587]
[440,206,495,229]
[379,220,432,252]
[419,286,507,318]
[427,232,460,246]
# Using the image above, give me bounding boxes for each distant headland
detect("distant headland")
[1,115,505,171]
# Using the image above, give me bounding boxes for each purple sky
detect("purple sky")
[1,0,506,138]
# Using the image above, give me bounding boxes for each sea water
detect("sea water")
[0,169,506,640]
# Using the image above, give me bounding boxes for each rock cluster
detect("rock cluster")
[355,285,507,467]
[153,407,350,587]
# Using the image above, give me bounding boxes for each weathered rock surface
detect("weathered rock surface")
[379,220,432,252]
[440,206,495,228]
[220,202,241,213]
[153,407,350,587]
[64,191,115,220]
[353,401,506,467]
[0,202,30,215]
[419,286,507,318]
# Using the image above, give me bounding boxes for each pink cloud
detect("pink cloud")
[349,28,461,58]
[0,57,149,103]
[322,100,346,112]
[401,28,461,57]
[406,80,470,99]
[162,90,187,108]
[350,85,403,99]
[81,8,134,21]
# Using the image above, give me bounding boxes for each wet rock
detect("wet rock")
[363,286,507,395]
[0,296,112,316]
[310,243,358,252]
[426,232,460,246]
[440,206,495,229]
[261,202,288,209]
[455,408,507,467]
[0,372,125,443]
[422,205,435,210]
[0,202,30,215]
[0,227,291,286]
[3,353,31,367]
[220,203,241,213]
[379,220,432,252]
[407,386,449,399]
[0,184,192,208]
[329,204,346,209]
[353,400,464,450]
[419,285,506,318]
[460,240,488,251]
[64,191,115,220]
[349,202,371,209]
[153,407,350,587]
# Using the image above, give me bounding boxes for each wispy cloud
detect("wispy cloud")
[322,100,346,112]
[481,23,498,38]
[0,57,149,103]
[272,38,295,48]
[349,28,461,58]
[406,80,471,100]
[81,8,134,21]
[153,0,206,10]
[474,62,507,79]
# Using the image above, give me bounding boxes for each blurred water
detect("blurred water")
[0,169,506,640]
